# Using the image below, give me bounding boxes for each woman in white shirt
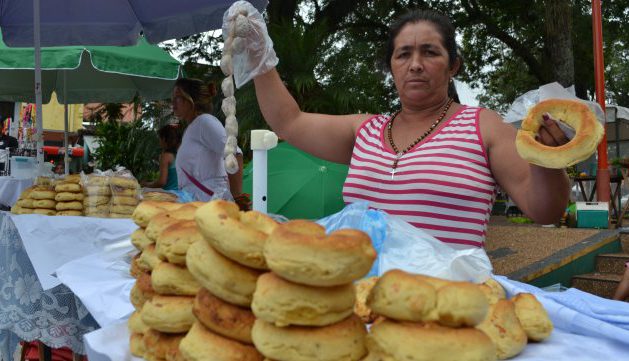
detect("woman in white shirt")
[172,78,242,202]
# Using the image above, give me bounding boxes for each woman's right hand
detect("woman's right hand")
[222,1,279,88]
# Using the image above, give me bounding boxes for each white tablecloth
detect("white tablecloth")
[0,176,33,207]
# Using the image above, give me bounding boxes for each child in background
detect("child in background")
[141,124,180,190]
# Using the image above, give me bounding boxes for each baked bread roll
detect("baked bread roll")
[129,333,145,358]
[33,199,56,209]
[141,295,195,333]
[85,174,109,186]
[512,293,553,342]
[354,277,379,323]
[111,195,139,206]
[55,192,84,202]
[83,195,110,206]
[33,209,56,216]
[56,210,83,217]
[131,228,153,251]
[252,316,367,361]
[252,272,355,327]
[130,254,144,279]
[55,182,81,193]
[264,220,376,286]
[130,273,155,309]
[156,221,204,265]
[30,188,56,200]
[137,244,162,272]
[16,199,34,208]
[110,204,136,215]
[56,201,83,211]
[479,278,507,305]
[368,270,488,327]
[194,287,256,344]
[111,176,139,189]
[195,200,278,269]
[365,319,496,361]
[186,240,262,307]
[63,174,81,184]
[476,300,528,360]
[143,191,178,202]
[132,201,179,227]
[145,213,181,241]
[516,99,604,168]
[179,322,263,361]
[84,185,112,196]
[143,328,185,360]
[128,310,150,335]
[151,262,201,296]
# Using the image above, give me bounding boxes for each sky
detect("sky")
[454,79,480,106]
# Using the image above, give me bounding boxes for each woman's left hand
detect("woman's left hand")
[536,112,569,147]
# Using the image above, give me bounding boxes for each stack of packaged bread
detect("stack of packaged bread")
[83,174,112,218]
[54,174,84,216]
[109,175,141,218]
[128,200,200,361]
[178,200,279,361]
[360,270,553,361]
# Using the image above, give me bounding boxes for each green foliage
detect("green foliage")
[92,119,160,181]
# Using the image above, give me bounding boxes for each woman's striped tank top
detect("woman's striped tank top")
[342,106,497,248]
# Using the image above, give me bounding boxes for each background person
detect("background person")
[235,6,569,248]
[172,78,243,202]
[141,124,180,190]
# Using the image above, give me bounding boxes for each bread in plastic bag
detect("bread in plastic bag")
[317,202,493,283]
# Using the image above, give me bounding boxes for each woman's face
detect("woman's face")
[172,87,195,121]
[390,21,458,108]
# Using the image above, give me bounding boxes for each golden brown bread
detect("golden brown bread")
[264,220,376,286]
[156,221,204,265]
[131,228,153,251]
[186,240,262,307]
[130,273,155,310]
[132,200,181,228]
[137,244,162,272]
[129,332,145,358]
[32,199,56,209]
[145,213,183,241]
[55,192,84,202]
[365,319,496,361]
[141,295,195,333]
[179,322,264,361]
[128,309,150,335]
[516,99,604,168]
[252,315,367,361]
[512,293,553,342]
[354,277,379,323]
[475,299,528,360]
[151,262,201,296]
[193,287,256,344]
[55,201,83,211]
[142,191,179,202]
[143,328,185,360]
[252,272,355,327]
[479,278,507,305]
[195,200,278,269]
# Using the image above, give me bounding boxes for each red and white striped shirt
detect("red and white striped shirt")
[342,106,496,248]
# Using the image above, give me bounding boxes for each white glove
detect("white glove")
[222,1,279,88]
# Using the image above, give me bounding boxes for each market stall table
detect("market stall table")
[0,176,33,207]
[0,212,99,360]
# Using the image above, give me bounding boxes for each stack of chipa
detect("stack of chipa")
[178,200,280,361]
[250,219,377,361]
[109,176,141,218]
[83,175,112,218]
[54,174,84,216]
[11,186,36,214]
[128,200,201,361]
[475,278,553,360]
[24,185,57,215]
[363,269,495,361]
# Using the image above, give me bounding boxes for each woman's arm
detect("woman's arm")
[482,110,569,224]
[142,152,173,188]
[253,69,368,164]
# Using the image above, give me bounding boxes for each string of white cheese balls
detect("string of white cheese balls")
[220,13,251,174]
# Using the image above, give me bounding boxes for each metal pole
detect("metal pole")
[592,0,610,205]
[34,0,45,172]
[64,71,69,175]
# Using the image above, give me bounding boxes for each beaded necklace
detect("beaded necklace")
[386,97,453,179]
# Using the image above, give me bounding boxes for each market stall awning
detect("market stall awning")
[0,34,182,104]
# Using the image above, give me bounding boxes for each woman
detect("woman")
[241,9,569,248]
[141,124,180,190]
[172,78,243,201]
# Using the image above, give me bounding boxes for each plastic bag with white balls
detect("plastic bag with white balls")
[222,1,279,88]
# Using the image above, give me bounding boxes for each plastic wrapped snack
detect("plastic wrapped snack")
[109,169,141,218]
[82,172,113,218]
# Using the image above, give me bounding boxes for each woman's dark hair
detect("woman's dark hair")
[158,124,182,154]
[382,9,459,73]
[174,78,218,114]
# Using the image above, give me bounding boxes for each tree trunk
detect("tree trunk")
[544,0,574,88]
